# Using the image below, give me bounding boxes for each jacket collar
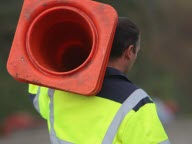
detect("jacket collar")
[105,67,132,83]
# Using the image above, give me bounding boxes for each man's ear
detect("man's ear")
[124,45,134,60]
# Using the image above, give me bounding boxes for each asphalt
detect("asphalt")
[0,117,192,144]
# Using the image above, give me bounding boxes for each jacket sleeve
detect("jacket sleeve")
[28,84,50,120]
[120,103,170,144]
[28,84,39,102]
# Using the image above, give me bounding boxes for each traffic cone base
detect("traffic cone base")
[7,0,118,95]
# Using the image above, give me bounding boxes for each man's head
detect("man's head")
[108,17,140,73]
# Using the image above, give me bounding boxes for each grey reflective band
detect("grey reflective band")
[49,134,72,144]
[50,134,73,144]
[33,87,40,113]
[48,89,73,144]
[160,139,171,144]
[102,89,148,144]
[48,89,56,138]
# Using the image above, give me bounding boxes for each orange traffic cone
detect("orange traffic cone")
[7,0,118,95]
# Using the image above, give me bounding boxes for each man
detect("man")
[29,17,170,144]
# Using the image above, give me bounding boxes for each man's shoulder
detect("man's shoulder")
[97,75,140,103]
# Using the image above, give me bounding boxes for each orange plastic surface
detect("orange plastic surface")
[7,0,118,96]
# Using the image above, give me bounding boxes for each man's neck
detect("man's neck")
[108,59,128,73]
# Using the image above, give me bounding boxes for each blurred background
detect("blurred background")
[0,0,192,143]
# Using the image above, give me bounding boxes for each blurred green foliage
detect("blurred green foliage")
[0,0,36,122]
[0,0,192,121]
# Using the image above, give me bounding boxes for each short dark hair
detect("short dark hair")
[110,17,140,59]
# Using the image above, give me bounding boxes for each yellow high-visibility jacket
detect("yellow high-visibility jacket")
[29,68,170,144]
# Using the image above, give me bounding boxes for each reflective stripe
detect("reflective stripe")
[50,134,73,144]
[102,89,148,144]
[160,139,171,144]
[48,89,73,144]
[33,87,40,113]
[48,89,56,137]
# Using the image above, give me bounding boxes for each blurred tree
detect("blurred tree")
[0,0,35,121]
